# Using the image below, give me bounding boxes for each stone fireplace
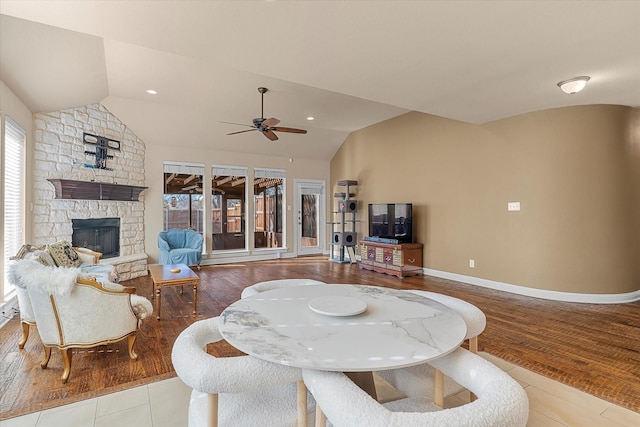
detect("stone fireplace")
[32,104,148,280]
[72,218,120,259]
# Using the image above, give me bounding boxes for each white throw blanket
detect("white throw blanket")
[9,259,80,296]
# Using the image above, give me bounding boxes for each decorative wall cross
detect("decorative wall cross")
[83,132,121,170]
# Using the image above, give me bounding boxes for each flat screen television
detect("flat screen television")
[368,203,413,243]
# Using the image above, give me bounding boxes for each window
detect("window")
[212,166,247,251]
[163,162,204,233]
[3,117,25,298]
[254,168,285,249]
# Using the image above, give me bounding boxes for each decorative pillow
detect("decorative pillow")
[25,249,57,267]
[131,294,153,321]
[110,269,121,283]
[47,240,81,268]
[11,244,45,260]
[100,281,153,320]
[12,244,35,260]
[74,247,101,265]
[76,251,96,265]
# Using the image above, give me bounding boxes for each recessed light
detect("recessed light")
[146,89,158,95]
[306,116,315,121]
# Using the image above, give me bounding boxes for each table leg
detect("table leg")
[345,372,378,401]
[434,368,444,408]
[297,380,307,427]
[208,393,218,427]
[315,405,326,427]
[193,281,198,315]
[155,286,161,320]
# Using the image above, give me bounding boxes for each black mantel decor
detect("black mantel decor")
[47,179,147,201]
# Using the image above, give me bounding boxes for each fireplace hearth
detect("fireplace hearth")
[72,218,120,259]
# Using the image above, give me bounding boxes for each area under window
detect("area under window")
[254,168,285,249]
[163,162,204,233]
[212,166,247,251]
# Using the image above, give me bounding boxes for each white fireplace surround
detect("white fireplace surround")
[32,104,148,281]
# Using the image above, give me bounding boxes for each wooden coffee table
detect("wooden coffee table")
[148,264,199,320]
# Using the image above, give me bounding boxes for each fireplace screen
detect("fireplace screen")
[72,218,120,259]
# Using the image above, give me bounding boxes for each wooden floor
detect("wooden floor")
[1,256,639,420]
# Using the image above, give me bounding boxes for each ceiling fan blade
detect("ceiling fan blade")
[262,117,280,127]
[263,129,279,141]
[220,121,255,128]
[227,128,258,136]
[271,127,308,134]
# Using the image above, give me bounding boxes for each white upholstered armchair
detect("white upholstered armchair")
[11,245,119,349]
[15,284,36,349]
[10,259,152,383]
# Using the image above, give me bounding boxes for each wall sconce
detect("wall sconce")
[557,76,590,94]
[170,196,177,207]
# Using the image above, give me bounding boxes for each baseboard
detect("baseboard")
[202,250,295,265]
[423,268,640,304]
[0,294,19,330]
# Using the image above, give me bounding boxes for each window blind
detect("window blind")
[254,168,286,179]
[3,116,25,297]
[212,165,248,177]
[163,161,205,175]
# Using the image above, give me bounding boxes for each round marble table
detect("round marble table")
[219,284,467,372]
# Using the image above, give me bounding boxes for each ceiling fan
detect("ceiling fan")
[223,87,308,141]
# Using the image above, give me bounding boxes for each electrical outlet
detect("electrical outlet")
[507,202,521,211]
[469,259,475,268]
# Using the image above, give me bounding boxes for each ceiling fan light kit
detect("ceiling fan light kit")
[557,76,590,94]
[224,87,308,141]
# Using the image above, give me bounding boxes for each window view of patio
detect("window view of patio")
[254,174,284,249]
[163,173,204,232]
[212,167,247,251]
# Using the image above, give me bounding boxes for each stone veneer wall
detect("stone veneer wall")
[32,103,147,281]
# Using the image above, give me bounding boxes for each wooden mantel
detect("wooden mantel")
[47,179,147,201]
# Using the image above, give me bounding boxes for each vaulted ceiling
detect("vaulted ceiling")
[1,1,639,161]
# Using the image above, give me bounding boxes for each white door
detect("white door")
[294,180,326,256]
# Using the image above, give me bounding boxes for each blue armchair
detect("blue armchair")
[158,229,204,268]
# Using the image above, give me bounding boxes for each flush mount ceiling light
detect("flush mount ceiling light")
[145,89,158,95]
[557,76,590,94]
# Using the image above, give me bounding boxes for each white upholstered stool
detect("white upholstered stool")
[304,348,528,427]
[379,289,487,406]
[172,317,315,426]
[406,289,486,353]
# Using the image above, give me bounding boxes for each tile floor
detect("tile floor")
[1,353,638,427]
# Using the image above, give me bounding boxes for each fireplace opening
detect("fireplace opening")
[72,218,120,259]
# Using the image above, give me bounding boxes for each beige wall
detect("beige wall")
[144,144,330,263]
[627,108,640,284]
[331,105,639,295]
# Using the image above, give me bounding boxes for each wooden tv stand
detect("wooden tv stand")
[358,240,423,278]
